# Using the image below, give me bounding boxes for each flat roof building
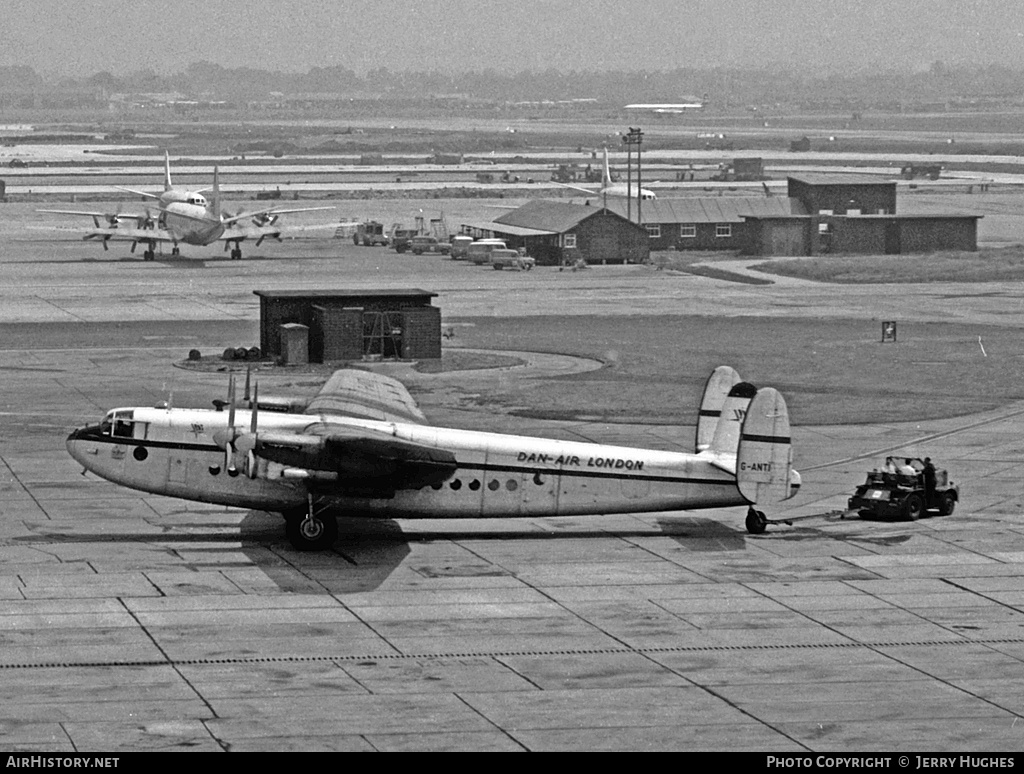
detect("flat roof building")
[253,289,441,363]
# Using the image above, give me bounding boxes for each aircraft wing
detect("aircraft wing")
[82,226,175,244]
[114,186,163,200]
[40,208,145,219]
[304,369,428,425]
[245,370,452,491]
[219,205,335,227]
[551,182,600,196]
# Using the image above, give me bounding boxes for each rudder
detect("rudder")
[706,380,758,456]
[696,366,741,452]
[736,387,793,504]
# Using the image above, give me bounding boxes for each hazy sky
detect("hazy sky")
[3,0,1023,76]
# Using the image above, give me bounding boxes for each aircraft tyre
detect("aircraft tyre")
[745,508,767,535]
[284,510,338,551]
[902,493,924,521]
[939,492,956,516]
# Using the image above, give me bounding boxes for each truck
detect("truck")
[353,221,389,247]
[388,224,419,253]
[847,457,959,521]
[408,235,451,255]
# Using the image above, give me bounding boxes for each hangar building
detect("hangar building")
[254,289,441,364]
[460,200,649,265]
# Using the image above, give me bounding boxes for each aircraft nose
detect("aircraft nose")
[66,426,98,466]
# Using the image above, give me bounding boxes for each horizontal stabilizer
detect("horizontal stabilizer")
[696,366,742,452]
[736,387,793,504]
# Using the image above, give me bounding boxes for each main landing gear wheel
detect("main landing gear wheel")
[230,248,243,260]
[283,509,338,551]
[939,492,956,516]
[745,507,768,535]
[143,249,155,261]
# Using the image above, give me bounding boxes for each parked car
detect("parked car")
[490,249,535,271]
[409,235,451,255]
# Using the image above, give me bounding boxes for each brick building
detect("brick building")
[253,289,441,363]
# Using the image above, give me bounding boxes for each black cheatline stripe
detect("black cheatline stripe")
[698,409,720,417]
[741,433,791,445]
[73,434,220,453]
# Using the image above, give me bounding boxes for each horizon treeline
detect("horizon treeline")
[3,61,1024,107]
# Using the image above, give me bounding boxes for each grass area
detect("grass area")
[751,245,1024,284]
[450,315,1024,426]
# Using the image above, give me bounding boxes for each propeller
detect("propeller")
[135,208,156,230]
[225,375,238,477]
[239,381,259,479]
[212,372,261,479]
[211,374,239,476]
[252,213,279,227]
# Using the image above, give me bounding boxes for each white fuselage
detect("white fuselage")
[600,183,657,201]
[158,190,225,246]
[66,406,747,518]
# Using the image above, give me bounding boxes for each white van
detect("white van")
[466,239,507,265]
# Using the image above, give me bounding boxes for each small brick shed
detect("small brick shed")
[254,289,441,363]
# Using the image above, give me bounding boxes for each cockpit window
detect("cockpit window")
[187,196,206,206]
[101,410,138,438]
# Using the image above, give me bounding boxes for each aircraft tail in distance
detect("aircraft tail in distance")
[163,151,172,192]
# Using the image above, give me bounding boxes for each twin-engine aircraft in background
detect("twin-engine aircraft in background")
[41,153,332,260]
[66,365,801,551]
[554,147,657,201]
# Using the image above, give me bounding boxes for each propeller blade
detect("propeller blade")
[226,375,237,476]
[250,382,259,433]
[227,374,236,429]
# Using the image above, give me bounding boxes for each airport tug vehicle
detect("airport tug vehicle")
[848,457,958,521]
[67,366,801,550]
